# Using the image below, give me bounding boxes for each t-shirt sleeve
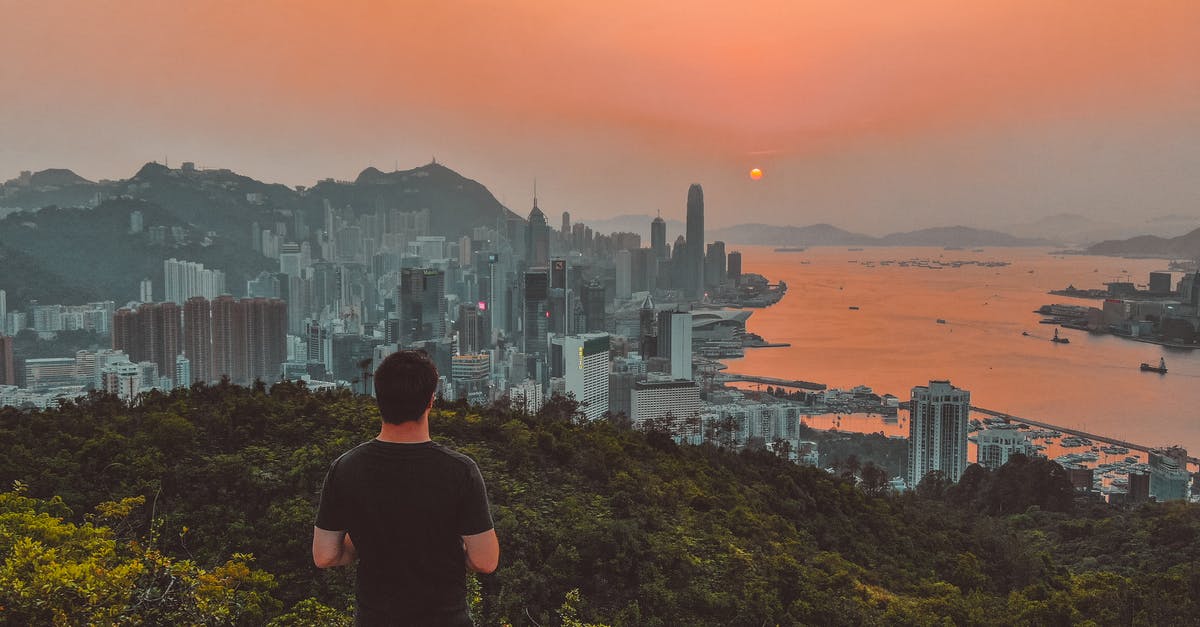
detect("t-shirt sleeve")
[457,460,494,536]
[314,460,349,531]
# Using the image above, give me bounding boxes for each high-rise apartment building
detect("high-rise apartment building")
[0,334,14,386]
[111,302,181,386]
[977,429,1036,470]
[208,295,287,385]
[685,184,705,297]
[561,333,610,421]
[907,380,971,486]
[1148,446,1190,502]
[163,258,226,304]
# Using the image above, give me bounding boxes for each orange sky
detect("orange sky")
[2,1,1199,233]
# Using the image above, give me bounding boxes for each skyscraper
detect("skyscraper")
[705,241,726,289]
[455,303,488,355]
[163,258,226,304]
[522,269,550,357]
[561,211,570,235]
[727,251,742,284]
[527,201,550,266]
[0,334,14,386]
[657,309,692,380]
[650,215,668,260]
[561,333,611,421]
[907,380,971,486]
[580,280,606,333]
[685,183,705,297]
[183,296,212,384]
[397,268,447,346]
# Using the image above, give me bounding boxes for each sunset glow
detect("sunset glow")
[750,168,763,180]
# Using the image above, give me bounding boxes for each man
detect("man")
[314,350,499,626]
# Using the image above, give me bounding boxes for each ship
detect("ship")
[848,306,860,310]
[1051,329,1070,344]
[1140,357,1167,374]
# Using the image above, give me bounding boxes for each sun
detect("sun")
[749,168,763,180]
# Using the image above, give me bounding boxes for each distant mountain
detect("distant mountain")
[579,214,685,240]
[1086,226,1200,258]
[304,163,522,237]
[710,223,877,246]
[0,198,276,308]
[878,226,1051,247]
[0,168,106,210]
[1004,212,1200,246]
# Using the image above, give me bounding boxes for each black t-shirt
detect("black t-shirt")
[315,439,493,625]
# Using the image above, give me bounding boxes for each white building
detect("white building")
[907,380,971,486]
[163,258,226,305]
[561,333,610,421]
[976,428,1036,470]
[630,379,701,437]
[101,361,142,402]
[510,378,544,414]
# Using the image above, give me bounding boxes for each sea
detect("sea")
[725,246,1200,459]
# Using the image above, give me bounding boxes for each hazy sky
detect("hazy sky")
[3,1,1199,234]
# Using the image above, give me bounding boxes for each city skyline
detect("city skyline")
[3,2,1199,233]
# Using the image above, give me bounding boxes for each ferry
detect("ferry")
[1051,328,1070,344]
[1140,357,1167,374]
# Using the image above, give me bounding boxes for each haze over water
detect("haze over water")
[728,247,1200,453]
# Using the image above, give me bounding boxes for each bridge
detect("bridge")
[719,373,827,391]
[971,406,1200,466]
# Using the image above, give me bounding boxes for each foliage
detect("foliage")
[2,383,1200,625]
[0,482,277,625]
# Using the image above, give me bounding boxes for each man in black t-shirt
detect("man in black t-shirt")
[314,350,499,626]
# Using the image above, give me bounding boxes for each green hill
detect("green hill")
[1,384,1198,625]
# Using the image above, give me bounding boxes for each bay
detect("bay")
[727,246,1200,454]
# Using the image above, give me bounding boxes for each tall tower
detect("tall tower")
[907,380,971,486]
[650,215,668,260]
[685,184,705,297]
[561,211,571,234]
[522,268,550,357]
[183,296,212,384]
[527,200,550,267]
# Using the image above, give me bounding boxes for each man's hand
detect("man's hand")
[312,527,357,568]
[462,528,499,574]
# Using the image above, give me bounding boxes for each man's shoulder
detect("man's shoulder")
[430,441,480,468]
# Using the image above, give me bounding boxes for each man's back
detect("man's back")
[316,439,493,625]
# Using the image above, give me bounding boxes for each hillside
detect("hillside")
[878,226,1051,247]
[2,384,1199,625]
[710,222,878,246]
[1087,226,1200,258]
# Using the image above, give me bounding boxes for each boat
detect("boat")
[1022,331,1030,336]
[936,319,947,324]
[848,306,860,310]
[1051,329,1070,344]
[1140,357,1167,374]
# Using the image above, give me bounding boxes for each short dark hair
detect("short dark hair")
[374,350,439,424]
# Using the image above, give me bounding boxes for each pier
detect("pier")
[719,373,826,391]
[970,406,1200,466]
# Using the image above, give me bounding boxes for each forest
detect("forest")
[2,381,1199,625]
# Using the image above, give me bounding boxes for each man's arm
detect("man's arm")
[462,528,499,574]
[312,527,357,569]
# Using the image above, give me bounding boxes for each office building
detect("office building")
[522,269,550,356]
[727,251,742,283]
[451,353,491,403]
[657,310,693,380]
[685,184,705,297]
[650,215,668,260]
[561,333,610,421]
[455,303,489,355]
[397,268,447,346]
[704,241,726,289]
[527,201,550,266]
[614,250,632,299]
[580,280,606,333]
[907,380,971,486]
[630,379,701,432]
